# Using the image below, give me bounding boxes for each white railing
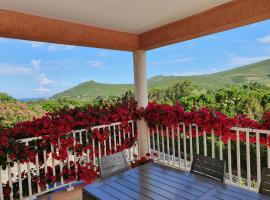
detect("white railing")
[0,120,137,200]
[148,123,270,191]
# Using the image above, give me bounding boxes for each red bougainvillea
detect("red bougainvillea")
[143,102,270,145]
[1,99,270,199]
[130,153,154,168]
[0,96,140,199]
[261,112,270,130]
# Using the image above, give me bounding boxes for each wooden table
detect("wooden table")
[83,163,269,200]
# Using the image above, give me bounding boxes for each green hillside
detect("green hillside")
[0,93,45,128]
[53,81,132,99]
[53,59,270,99]
[148,59,270,89]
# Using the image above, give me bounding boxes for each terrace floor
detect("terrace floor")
[39,162,270,200]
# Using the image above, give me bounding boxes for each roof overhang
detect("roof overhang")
[0,0,270,51]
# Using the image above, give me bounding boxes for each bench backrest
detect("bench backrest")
[259,167,270,196]
[191,154,225,182]
[99,151,128,179]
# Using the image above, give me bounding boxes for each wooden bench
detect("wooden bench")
[99,151,128,179]
[191,154,225,182]
[260,167,270,196]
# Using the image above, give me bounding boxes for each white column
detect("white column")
[133,50,149,158]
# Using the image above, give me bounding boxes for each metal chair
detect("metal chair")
[191,154,225,182]
[259,167,270,196]
[99,151,128,179]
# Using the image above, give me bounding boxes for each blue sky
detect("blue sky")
[0,19,270,98]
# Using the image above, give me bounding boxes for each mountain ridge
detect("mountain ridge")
[53,59,270,99]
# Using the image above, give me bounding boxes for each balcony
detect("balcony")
[1,0,270,199]
[1,106,270,200]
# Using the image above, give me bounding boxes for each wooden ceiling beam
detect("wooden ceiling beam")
[0,9,139,51]
[139,0,270,50]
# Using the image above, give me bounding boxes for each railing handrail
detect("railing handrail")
[17,120,134,144]
[230,127,270,134]
[189,122,270,134]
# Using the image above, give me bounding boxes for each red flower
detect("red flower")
[51,176,56,182]
[3,185,11,197]
[0,134,9,148]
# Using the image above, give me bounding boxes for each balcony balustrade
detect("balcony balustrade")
[1,120,270,199]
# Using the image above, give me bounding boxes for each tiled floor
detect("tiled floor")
[38,185,85,200]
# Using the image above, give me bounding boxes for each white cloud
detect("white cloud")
[0,37,12,43]
[30,41,44,48]
[31,59,41,69]
[47,45,58,51]
[96,50,112,57]
[211,67,218,72]
[29,41,75,51]
[151,57,195,66]
[38,73,55,85]
[170,57,195,63]
[204,35,218,40]
[33,87,50,94]
[171,72,195,76]
[59,79,72,87]
[0,63,31,74]
[187,42,197,47]
[86,61,106,69]
[47,44,74,51]
[171,67,219,76]
[256,35,270,44]
[228,56,270,67]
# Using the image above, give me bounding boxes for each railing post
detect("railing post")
[133,50,149,158]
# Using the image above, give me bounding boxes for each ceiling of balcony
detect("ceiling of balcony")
[0,0,232,34]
